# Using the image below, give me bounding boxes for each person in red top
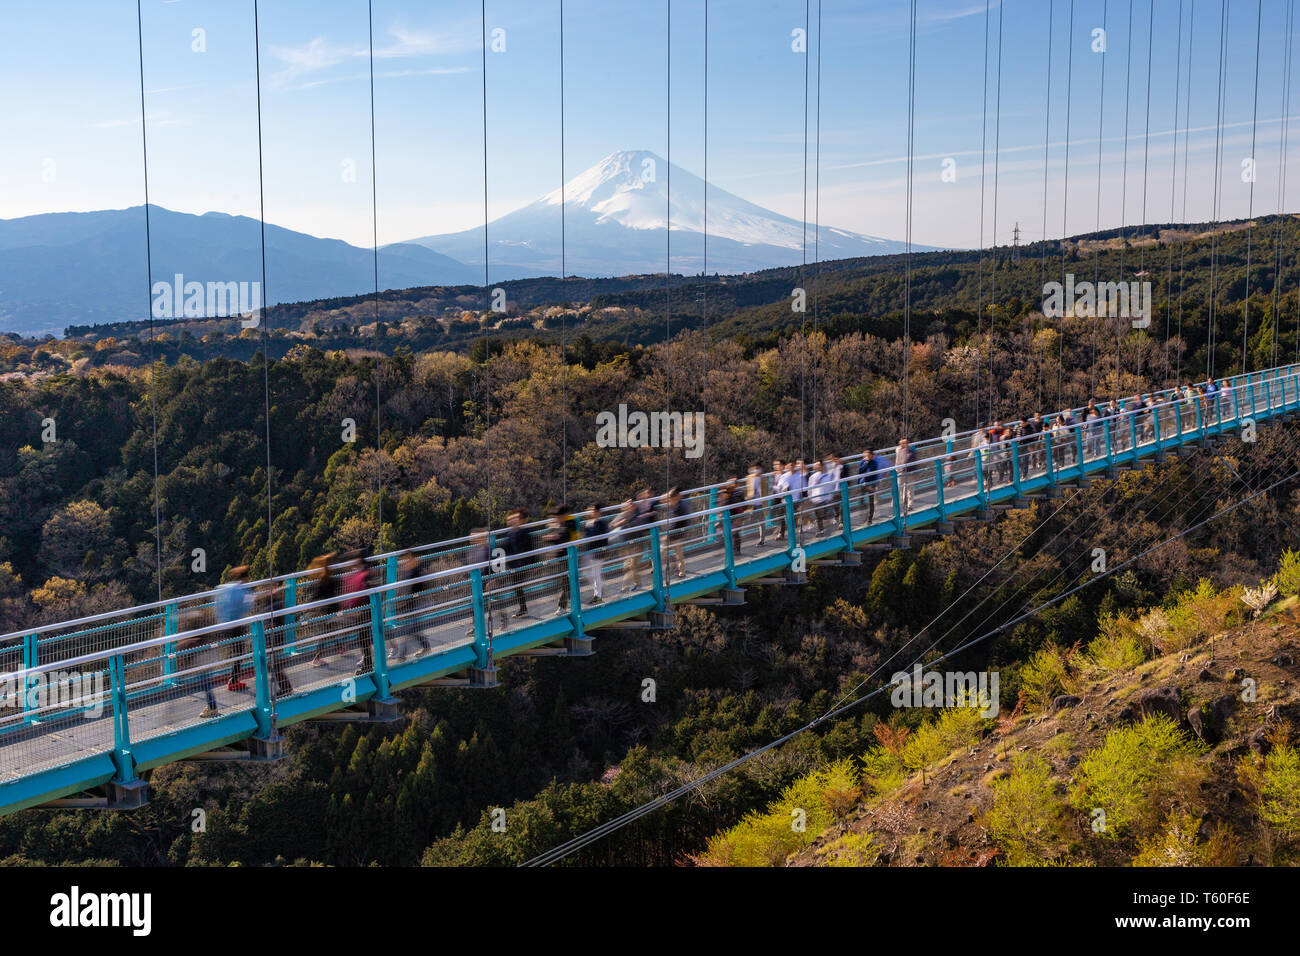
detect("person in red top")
[339,551,373,675]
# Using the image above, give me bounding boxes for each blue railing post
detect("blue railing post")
[890,468,905,535]
[839,481,854,542]
[974,448,986,502]
[22,633,37,725]
[383,555,397,633]
[784,493,798,550]
[1246,382,1255,423]
[721,509,738,590]
[284,577,299,655]
[249,619,274,739]
[109,654,135,784]
[649,526,668,610]
[368,592,392,700]
[469,567,490,670]
[162,601,178,687]
[933,460,946,516]
[1011,439,1022,494]
[1044,430,1055,481]
[565,545,584,638]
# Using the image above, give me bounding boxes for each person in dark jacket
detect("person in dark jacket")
[503,508,534,618]
[542,506,579,614]
[580,504,610,603]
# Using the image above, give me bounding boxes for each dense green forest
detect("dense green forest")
[1,216,1298,865]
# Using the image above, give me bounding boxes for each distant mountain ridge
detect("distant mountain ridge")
[0,206,483,337]
[402,149,931,277]
[0,151,928,337]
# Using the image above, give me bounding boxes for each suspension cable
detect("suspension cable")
[987,0,1002,420]
[1038,0,1055,412]
[903,0,916,434]
[1060,0,1076,409]
[1274,0,1296,369]
[1244,0,1263,374]
[1091,0,1107,399]
[254,0,275,578]
[1165,0,1185,389]
[135,0,164,603]
[368,0,384,551]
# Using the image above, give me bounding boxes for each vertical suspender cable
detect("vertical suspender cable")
[977,0,990,427]
[800,0,809,457]
[481,0,493,537]
[1274,0,1296,369]
[988,0,1001,419]
[812,0,822,459]
[1207,0,1229,382]
[1060,0,1076,409]
[1165,0,1185,388]
[368,0,383,550]
[1176,0,1196,385]
[702,0,708,486]
[559,0,567,503]
[903,0,917,434]
[1091,0,1107,399]
[1135,0,1154,386]
[1038,0,1055,411]
[1117,0,1132,392]
[1243,0,1263,374]
[253,0,274,577]
[135,0,164,603]
[665,0,671,495]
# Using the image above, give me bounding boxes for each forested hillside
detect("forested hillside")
[1,217,1298,866]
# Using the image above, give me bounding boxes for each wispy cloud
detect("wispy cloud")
[89,111,186,130]
[268,22,476,90]
[926,0,1003,24]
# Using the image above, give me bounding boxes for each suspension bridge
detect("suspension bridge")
[0,364,1295,816]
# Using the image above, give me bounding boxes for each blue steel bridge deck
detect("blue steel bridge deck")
[0,365,1295,814]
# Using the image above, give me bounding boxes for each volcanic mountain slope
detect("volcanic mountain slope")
[403,149,932,278]
[790,610,1300,867]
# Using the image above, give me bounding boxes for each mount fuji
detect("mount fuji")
[401,149,929,277]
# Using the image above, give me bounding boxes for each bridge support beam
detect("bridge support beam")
[105,778,149,810]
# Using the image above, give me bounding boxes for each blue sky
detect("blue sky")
[1,0,1297,254]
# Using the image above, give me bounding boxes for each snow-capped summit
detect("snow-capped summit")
[402,149,926,278]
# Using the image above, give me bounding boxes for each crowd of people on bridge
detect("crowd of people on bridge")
[181,375,1247,720]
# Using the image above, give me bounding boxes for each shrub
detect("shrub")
[696,758,860,867]
[1259,740,1300,836]
[1070,714,1206,839]
[983,754,1069,866]
[1273,548,1300,597]
[1076,614,1145,681]
[901,706,988,772]
[1164,579,1240,649]
[1131,811,1237,867]
[1020,645,1070,713]
[823,831,879,867]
